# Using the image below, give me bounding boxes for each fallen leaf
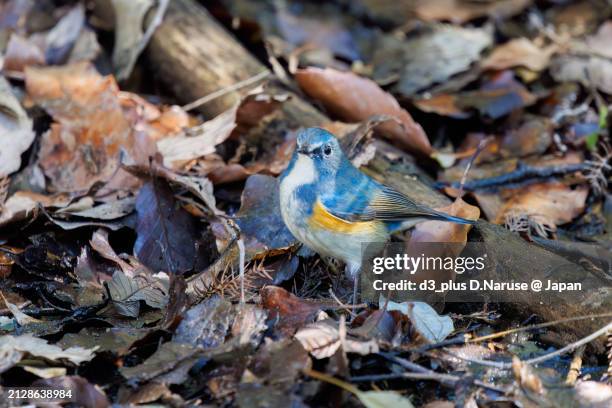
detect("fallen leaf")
[585,21,612,59]
[134,180,203,274]
[261,286,328,335]
[44,4,85,64]
[357,390,415,408]
[0,191,70,226]
[157,105,237,169]
[235,175,297,259]
[415,0,530,24]
[173,295,233,349]
[59,327,150,356]
[482,38,557,72]
[295,320,379,359]
[574,381,612,408]
[22,366,67,378]
[551,55,612,94]
[275,7,361,61]
[3,33,45,71]
[0,291,41,325]
[25,63,134,192]
[107,270,168,318]
[33,376,109,408]
[372,25,492,97]
[0,77,35,177]
[295,67,432,155]
[90,229,135,276]
[384,298,454,343]
[512,356,545,395]
[415,71,537,119]
[0,334,97,373]
[119,341,199,383]
[495,182,589,231]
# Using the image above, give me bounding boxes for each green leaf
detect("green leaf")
[586,105,608,151]
[356,391,415,408]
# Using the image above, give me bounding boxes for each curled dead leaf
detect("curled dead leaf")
[295,67,432,155]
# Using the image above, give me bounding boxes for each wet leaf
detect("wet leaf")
[0,77,35,178]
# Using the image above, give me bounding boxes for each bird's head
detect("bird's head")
[295,128,343,177]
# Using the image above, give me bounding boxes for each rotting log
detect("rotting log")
[148,0,611,349]
[148,0,265,117]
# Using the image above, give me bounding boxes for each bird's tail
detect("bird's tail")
[426,209,476,225]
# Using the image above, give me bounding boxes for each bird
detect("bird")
[279,127,475,301]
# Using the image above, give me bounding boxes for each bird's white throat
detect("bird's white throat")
[280,154,316,199]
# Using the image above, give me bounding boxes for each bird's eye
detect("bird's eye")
[323,145,332,156]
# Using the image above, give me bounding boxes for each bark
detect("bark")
[148,0,265,117]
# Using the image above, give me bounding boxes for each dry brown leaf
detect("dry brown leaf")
[0,191,71,226]
[260,286,327,335]
[295,320,379,359]
[482,38,557,72]
[415,0,530,24]
[495,182,588,229]
[25,62,135,192]
[295,67,432,155]
[157,106,237,170]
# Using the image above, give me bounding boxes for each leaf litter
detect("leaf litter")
[0,0,611,406]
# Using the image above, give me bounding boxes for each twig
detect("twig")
[436,162,587,192]
[457,138,490,197]
[182,70,270,112]
[237,238,245,304]
[328,289,367,315]
[441,320,612,370]
[377,352,508,393]
[414,312,612,353]
[468,312,612,344]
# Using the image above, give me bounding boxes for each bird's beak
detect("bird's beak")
[296,146,309,155]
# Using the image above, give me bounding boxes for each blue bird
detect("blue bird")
[279,128,475,300]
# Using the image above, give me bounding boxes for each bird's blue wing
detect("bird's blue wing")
[321,161,473,225]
